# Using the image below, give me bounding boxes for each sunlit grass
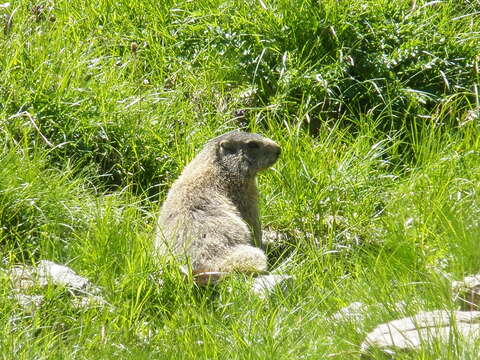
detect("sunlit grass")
[0,0,479,358]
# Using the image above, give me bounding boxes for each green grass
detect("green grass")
[1,0,480,358]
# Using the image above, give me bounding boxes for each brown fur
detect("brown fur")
[154,131,281,277]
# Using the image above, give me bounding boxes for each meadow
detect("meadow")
[1,0,479,358]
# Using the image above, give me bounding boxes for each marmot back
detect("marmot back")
[154,130,281,279]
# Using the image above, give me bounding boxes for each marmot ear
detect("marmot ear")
[220,140,236,154]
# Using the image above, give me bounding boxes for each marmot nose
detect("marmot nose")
[271,143,281,157]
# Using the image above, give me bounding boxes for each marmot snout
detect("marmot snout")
[154,130,280,282]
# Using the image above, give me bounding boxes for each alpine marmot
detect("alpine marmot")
[154,130,281,282]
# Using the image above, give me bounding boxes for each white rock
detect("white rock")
[7,265,38,290]
[71,294,109,309]
[251,274,293,298]
[7,260,100,294]
[37,260,92,292]
[361,310,480,357]
[5,260,105,311]
[452,274,480,310]
[10,293,44,313]
[332,302,368,322]
[333,301,407,323]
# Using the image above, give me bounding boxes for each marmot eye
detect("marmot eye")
[220,140,237,154]
[247,141,260,150]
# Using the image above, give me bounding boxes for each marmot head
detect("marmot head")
[207,131,281,179]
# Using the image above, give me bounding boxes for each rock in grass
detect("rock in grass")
[4,260,106,311]
[10,293,44,314]
[452,274,480,311]
[332,301,407,323]
[251,274,293,298]
[332,302,369,322]
[360,310,480,358]
[8,260,100,293]
[36,260,95,292]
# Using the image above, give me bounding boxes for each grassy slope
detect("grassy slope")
[1,0,479,358]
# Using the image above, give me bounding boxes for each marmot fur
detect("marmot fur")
[154,130,281,279]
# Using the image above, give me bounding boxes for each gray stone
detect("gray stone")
[452,274,480,311]
[332,302,369,322]
[9,293,44,313]
[251,274,293,298]
[8,265,38,290]
[4,260,105,311]
[71,294,109,309]
[361,310,480,357]
[332,301,407,323]
[7,260,100,295]
[36,260,92,291]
